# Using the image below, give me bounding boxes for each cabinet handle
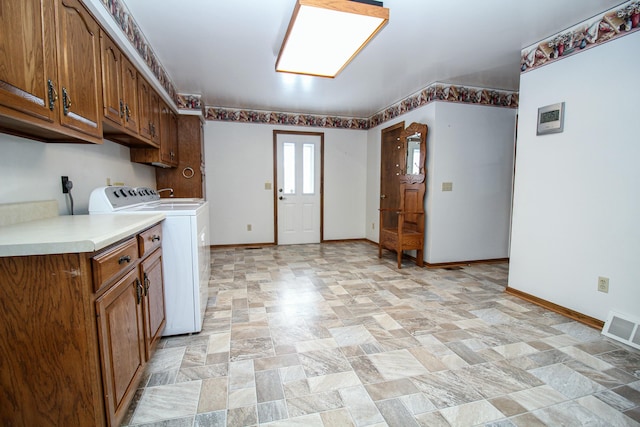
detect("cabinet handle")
[118,255,131,264]
[151,235,160,242]
[125,104,131,122]
[62,88,71,116]
[47,80,58,111]
[135,278,142,304]
[143,272,150,297]
[119,100,124,118]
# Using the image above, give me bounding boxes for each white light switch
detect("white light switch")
[442,182,453,191]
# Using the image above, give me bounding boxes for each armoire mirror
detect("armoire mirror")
[400,122,427,183]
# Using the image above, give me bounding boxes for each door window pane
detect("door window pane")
[283,142,295,194]
[302,143,314,194]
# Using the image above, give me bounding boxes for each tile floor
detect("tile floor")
[121,242,640,426]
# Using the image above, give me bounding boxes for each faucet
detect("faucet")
[157,188,174,197]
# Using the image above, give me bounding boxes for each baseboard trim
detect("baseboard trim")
[505,286,604,330]
[321,238,370,244]
[425,258,509,269]
[209,242,275,249]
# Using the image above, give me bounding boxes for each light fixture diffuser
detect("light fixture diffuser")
[276,0,389,78]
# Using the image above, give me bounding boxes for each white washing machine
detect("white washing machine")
[89,186,210,336]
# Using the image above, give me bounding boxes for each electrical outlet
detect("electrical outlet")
[61,176,70,194]
[597,276,609,293]
[247,224,252,231]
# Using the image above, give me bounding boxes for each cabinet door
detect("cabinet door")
[54,0,103,139]
[137,76,153,143]
[100,31,123,126]
[159,108,178,167]
[96,267,145,427]
[141,249,166,358]
[149,89,161,146]
[0,0,57,123]
[121,57,139,133]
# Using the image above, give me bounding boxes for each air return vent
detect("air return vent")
[602,311,640,350]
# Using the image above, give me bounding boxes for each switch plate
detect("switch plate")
[265,182,272,190]
[247,224,252,231]
[597,276,609,293]
[442,182,453,191]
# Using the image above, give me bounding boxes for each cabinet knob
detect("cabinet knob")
[151,235,160,242]
[118,255,131,264]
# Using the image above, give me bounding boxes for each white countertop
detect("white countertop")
[0,214,165,256]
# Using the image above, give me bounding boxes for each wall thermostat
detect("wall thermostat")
[537,102,565,135]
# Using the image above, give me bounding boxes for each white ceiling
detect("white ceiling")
[123,0,618,118]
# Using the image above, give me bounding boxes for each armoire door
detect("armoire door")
[379,121,404,229]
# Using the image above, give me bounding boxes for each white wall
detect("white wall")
[366,102,516,264]
[509,31,640,322]
[204,121,367,245]
[0,133,155,215]
[428,102,516,263]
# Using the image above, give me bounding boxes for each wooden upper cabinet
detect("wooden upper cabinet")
[149,89,162,146]
[121,57,139,133]
[100,31,123,126]
[156,115,206,198]
[136,76,153,143]
[100,30,139,135]
[54,0,103,140]
[0,0,103,143]
[160,103,178,167]
[0,0,57,123]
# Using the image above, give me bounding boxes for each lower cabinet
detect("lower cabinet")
[96,268,146,426]
[0,222,165,427]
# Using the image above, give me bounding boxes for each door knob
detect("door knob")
[279,196,286,200]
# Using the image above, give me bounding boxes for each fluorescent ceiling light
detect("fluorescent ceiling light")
[276,0,389,78]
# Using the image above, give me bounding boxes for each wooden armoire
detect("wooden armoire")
[378,122,428,268]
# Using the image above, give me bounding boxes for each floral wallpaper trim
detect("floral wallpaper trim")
[368,83,518,129]
[521,1,640,73]
[98,0,178,104]
[204,83,518,130]
[177,93,203,111]
[204,107,370,130]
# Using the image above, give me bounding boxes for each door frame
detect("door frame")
[272,130,325,245]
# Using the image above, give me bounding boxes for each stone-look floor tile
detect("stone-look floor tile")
[308,370,361,393]
[197,377,227,413]
[367,349,430,380]
[529,363,606,399]
[255,369,284,403]
[298,348,352,377]
[320,408,356,426]
[131,381,201,424]
[286,390,343,418]
[365,378,420,401]
[439,400,504,426]
[228,388,257,409]
[375,398,420,427]
[577,395,640,427]
[415,411,452,427]
[226,405,257,427]
[257,399,288,424]
[340,385,385,427]
[411,371,484,409]
[508,385,568,411]
[489,395,528,417]
[228,359,255,391]
[123,243,640,426]
[194,410,226,427]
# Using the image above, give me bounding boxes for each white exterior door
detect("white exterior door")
[276,133,321,245]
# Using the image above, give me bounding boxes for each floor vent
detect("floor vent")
[602,311,640,350]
